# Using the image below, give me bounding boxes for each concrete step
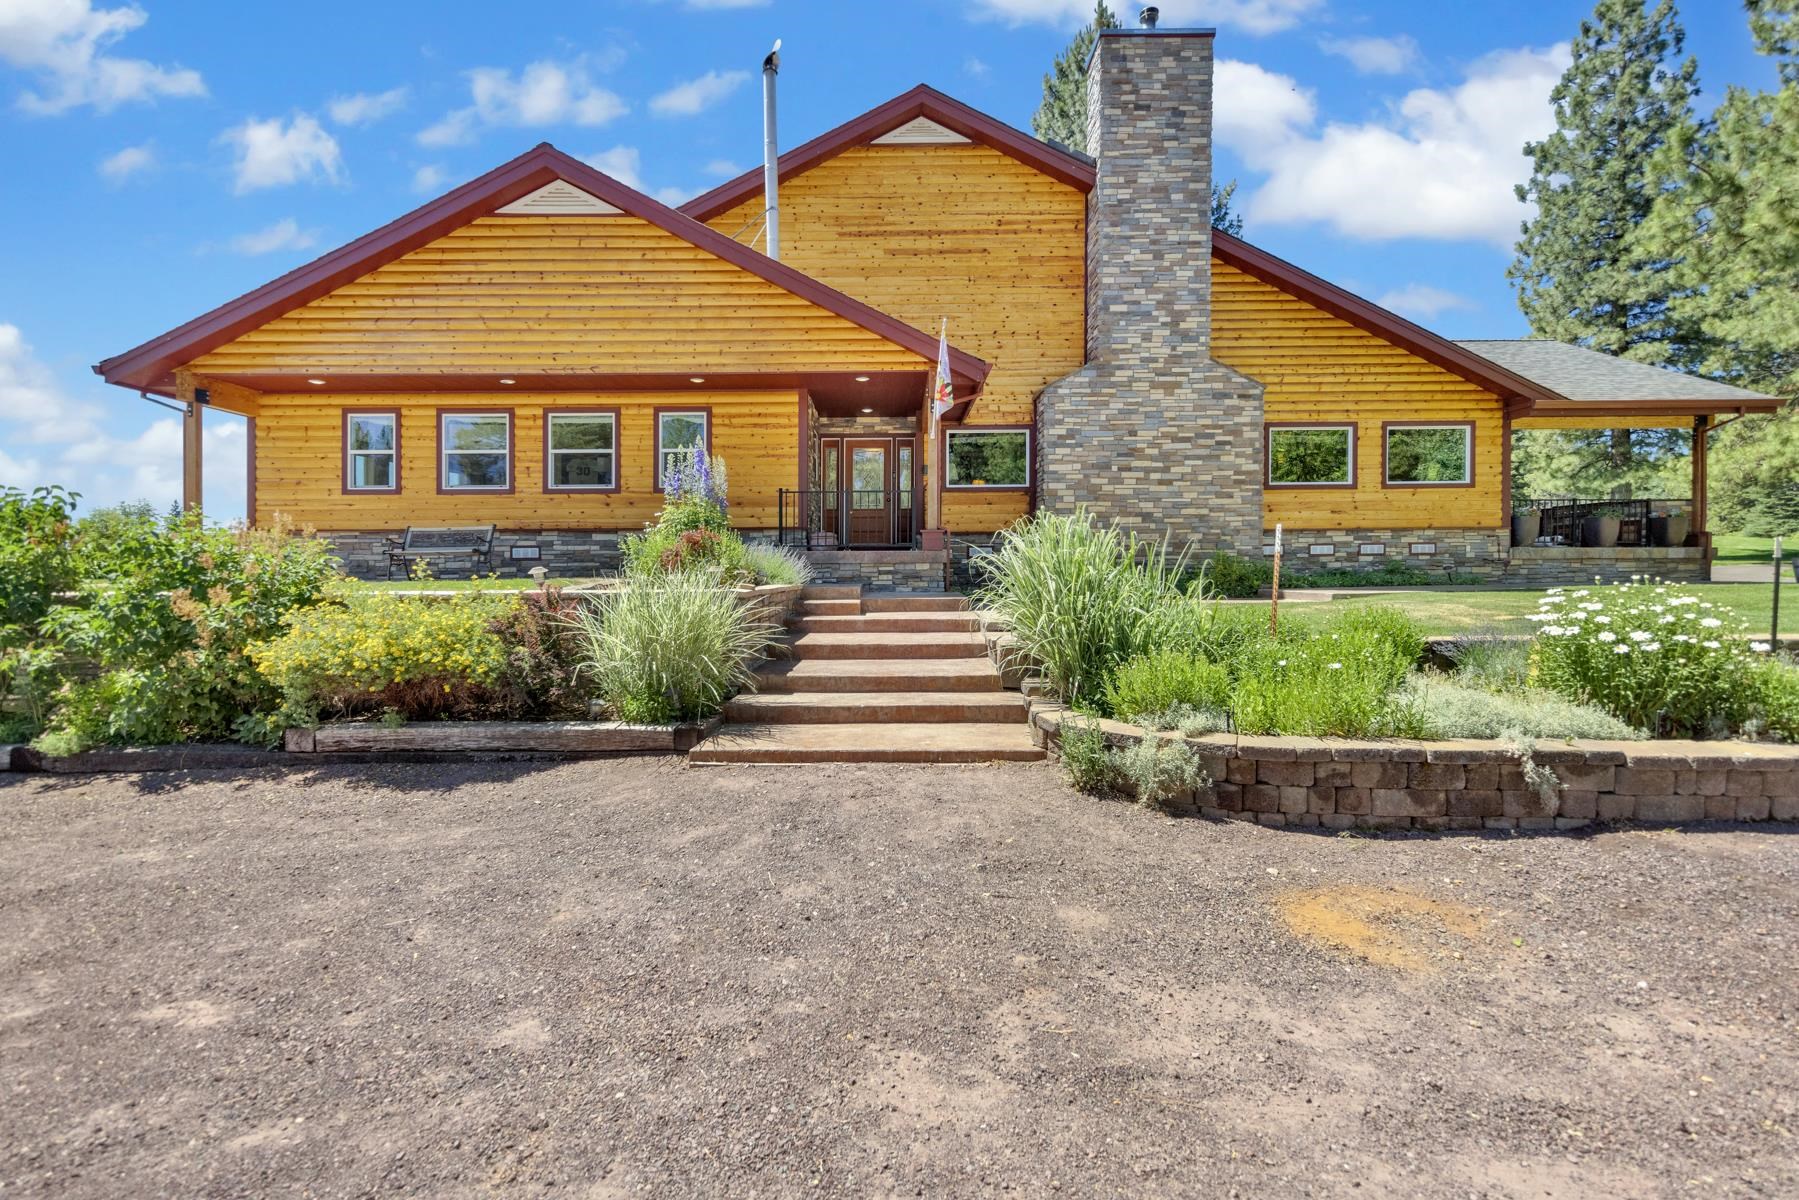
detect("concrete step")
[798,598,862,616]
[723,691,1028,724]
[753,658,1004,693]
[789,613,978,634]
[862,592,969,613]
[801,584,861,601]
[786,632,988,660]
[690,723,1044,764]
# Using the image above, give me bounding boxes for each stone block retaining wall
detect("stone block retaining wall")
[1266,529,1709,586]
[801,550,948,592]
[1030,705,1799,829]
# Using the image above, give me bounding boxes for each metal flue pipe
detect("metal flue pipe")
[762,39,782,260]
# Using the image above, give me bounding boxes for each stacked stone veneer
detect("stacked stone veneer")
[1031,706,1799,828]
[802,550,947,592]
[1266,529,1709,586]
[324,530,630,580]
[1036,30,1265,557]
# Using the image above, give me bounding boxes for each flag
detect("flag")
[932,319,955,422]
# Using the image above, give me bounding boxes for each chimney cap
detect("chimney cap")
[1139,6,1158,26]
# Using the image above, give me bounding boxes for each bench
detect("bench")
[386,525,496,580]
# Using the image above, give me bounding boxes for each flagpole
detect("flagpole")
[927,318,945,537]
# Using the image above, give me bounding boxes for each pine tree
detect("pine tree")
[1031,1,1243,234]
[1509,0,1702,369]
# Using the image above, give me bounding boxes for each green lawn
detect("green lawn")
[1252,582,1797,637]
[1711,532,1799,564]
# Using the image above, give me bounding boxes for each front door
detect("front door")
[844,439,892,547]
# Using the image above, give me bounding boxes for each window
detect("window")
[656,409,710,484]
[544,411,617,491]
[1385,423,1472,486]
[944,428,1030,489]
[344,411,397,491]
[439,410,511,491]
[1266,424,1354,487]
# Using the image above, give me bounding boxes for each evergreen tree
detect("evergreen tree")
[1031,2,1243,233]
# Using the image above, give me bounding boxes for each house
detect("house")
[94,20,1780,588]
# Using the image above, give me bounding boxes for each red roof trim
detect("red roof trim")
[95,143,989,395]
[1210,230,1568,413]
[681,84,1095,223]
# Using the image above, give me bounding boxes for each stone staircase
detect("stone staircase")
[689,585,1042,764]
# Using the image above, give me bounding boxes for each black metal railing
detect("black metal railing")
[1513,497,1693,548]
[778,483,923,550]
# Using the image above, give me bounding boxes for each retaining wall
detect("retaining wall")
[1030,705,1799,829]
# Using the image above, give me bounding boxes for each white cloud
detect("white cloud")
[1219,45,1570,245]
[965,0,1322,35]
[963,57,991,80]
[1374,284,1477,321]
[227,218,317,256]
[1214,59,1317,150]
[0,0,204,114]
[702,158,743,178]
[1319,34,1420,76]
[650,69,749,117]
[581,146,688,207]
[327,85,408,126]
[412,163,449,193]
[420,57,628,146]
[98,140,153,181]
[0,321,246,517]
[220,114,345,193]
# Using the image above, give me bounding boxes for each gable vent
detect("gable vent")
[871,117,973,146]
[496,180,623,215]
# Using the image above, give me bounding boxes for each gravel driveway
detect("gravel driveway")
[3,760,1796,1198]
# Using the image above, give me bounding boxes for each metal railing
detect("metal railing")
[1514,497,1692,548]
[777,483,922,550]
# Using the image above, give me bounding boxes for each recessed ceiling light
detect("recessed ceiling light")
[860,407,874,414]
[498,378,516,385]
[689,376,706,383]
[306,378,326,386]
[854,375,870,382]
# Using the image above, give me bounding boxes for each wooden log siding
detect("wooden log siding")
[705,143,1086,533]
[1211,262,1508,532]
[188,216,929,377]
[251,391,799,529]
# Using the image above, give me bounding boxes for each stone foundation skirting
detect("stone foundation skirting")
[1266,528,1709,587]
[322,529,786,581]
[1030,704,1799,829]
[801,549,948,592]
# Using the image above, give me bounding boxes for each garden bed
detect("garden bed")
[1029,702,1799,829]
[284,718,716,754]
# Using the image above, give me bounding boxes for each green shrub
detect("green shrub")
[1136,702,1232,737]
[1402,677,1644,740]
[249,587,513,729]
[1528,582,1768,737]
[1749,659,1799,741]
[1229,607,1424,738]
[487,589,592,719]
[0,484,80,630]
[568,569,777,723]
[743,542,813,586]
[1104,650,1231,725]
[1113,734,1206,808]
[1057,717,1120,795]
[975,509,1199,710]
[1201,551,1271,599]
[1283,560,1480,588]
[622,494,758,583]
[1443,635,1532,693]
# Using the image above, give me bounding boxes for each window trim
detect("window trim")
[1263,422,1357,490]
[653,406,712,485]
[941,424,1033,492]
[542,408,621,495]
[1381,420,1476,489]
[435,407,515,495]
[341,408,400,494]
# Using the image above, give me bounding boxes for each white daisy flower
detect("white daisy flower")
[1702,640,1721,649]
[1752,642,1772,653]
[1629,630,1652,642]
[1597,631,1617,642]
[1614,644,1631,654]
[1700,617,1723,628]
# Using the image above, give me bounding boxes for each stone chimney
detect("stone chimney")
[1037,24,1265,556]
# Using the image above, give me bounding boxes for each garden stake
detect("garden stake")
[1270,523,1283,636]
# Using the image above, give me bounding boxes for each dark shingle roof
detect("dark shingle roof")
[1456,339,1776,406]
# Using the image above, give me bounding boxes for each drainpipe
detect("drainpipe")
[762,39,781,260]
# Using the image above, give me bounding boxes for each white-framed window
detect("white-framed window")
[1265,423,1355,488]
[656,409,710,483]
[944,428,1030,489]
[545,411,618,491]
[440,410,511,491]
[1384,422,1473,486]
[344,411,397,491]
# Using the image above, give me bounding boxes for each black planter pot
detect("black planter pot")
[1648,514,1691,547]
[1510,509,1542,547]
[1581,515,1621,548]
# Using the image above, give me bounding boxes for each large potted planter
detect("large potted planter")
[1648,512,1691,547]
[1581,515,1621,548]
[1510,508,1542,547]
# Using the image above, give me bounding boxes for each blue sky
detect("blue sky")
[0,0,1778,522]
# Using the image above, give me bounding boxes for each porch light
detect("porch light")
[306,378,326,385]
[498,378,516,385]
[860,407,874,414]
[854,375,870,382]
[690,376,706,383]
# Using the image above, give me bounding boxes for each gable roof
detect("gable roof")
[681,84,1095,223]
[95,143,990,397]
[1211,231,1568,412]
[1456,339,1780,414]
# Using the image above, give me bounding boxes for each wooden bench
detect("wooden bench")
[386,525,496,580]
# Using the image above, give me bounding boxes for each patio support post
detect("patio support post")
[176,371,203,514]
[1692,415,1709,550]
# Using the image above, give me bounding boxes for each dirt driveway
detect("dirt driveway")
[3,760,1796,1198]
